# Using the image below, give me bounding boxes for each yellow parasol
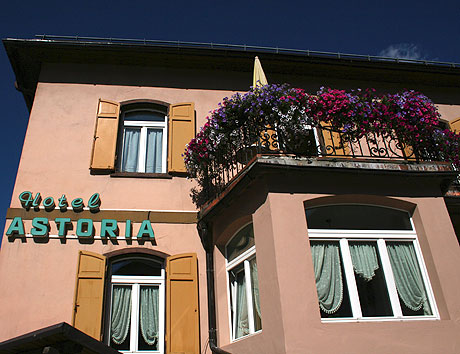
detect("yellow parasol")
[253,56,276,150]
[253,56,268,87]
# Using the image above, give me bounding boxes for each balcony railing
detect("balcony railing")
[194,124,456,207]
[185,85,460,207]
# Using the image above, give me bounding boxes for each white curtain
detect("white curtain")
[139,286,159,348]
[311,242,343,314]
[250,258,262,331]
[387,242,432,315]
[250,258,261,318]
[349,242,379,282]
[111,285,132,345]
[235,272,249,338]
[122,128,140,172]
[145,129,163,173]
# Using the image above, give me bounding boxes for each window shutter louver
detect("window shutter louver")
[166,253,200,354]
[449,117,460,133]
[168,103,195,173]
[72,251,106,340]
[90,99,120,171]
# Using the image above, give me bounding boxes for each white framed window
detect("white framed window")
[108,257,165,353]
[226,223,262,340]
[306,204,438,322]
[120,104,168,173]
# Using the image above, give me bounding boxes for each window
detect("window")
[90,99,195,174]
[226,223,262,340]
[108,257,165,353]
[73,251,199,353]
[119,103,168,174]
[306,204,437,321]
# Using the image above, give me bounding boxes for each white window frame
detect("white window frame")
[121,107,168,173]
[308,219,439,323]
[225,223,261,341]
[109,268,166,354]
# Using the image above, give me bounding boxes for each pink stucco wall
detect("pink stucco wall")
[0,77,238,352]
[212,191,460,354]
[10,81,237,211]
[2,61,460,354]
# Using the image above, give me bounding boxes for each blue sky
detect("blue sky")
[1,0,459,243]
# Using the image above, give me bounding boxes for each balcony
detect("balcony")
[185,85,460,208]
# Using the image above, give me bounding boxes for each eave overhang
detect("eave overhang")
[4,37,460,111]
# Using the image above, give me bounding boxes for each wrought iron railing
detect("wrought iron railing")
[192,124,454,207]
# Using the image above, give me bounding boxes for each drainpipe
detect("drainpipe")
[198,221,231,354]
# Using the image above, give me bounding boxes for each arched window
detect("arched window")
[226,223,262,340]
[306,204,437,321]
[119,103,168,173]
[108,255,165,353]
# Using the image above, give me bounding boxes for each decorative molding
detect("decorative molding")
[6,208,198,224]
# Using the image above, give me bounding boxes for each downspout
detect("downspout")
[198,221,231,354]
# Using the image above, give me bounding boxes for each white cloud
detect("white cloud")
[378,43,425,60]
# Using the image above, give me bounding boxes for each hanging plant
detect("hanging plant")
[184,84,459,207]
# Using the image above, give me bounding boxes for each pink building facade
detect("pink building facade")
[1,36,460,354]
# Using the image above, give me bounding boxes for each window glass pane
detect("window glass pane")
[226,224,255,262]
[349,241,393,317]
[138,286,160,351]
[386,241,432,316]
[229,264,249,339]
[110,285,132,350]
[124,110,165,122]
[145,129,163,173]
[112,259,162,276]
[306,205,412,230]
[249,258,262,331]
[121,127,141,172]
[310,241,352,318]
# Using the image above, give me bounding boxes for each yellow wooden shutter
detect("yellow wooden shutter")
[166,253,200,354]
[72,250,106,340]
[319,122,351,156]
[90,99,120,171]
[168,103,195,173]
[449,117,460,133]
[260,125,278,151]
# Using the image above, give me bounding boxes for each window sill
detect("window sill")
[110,172,173,179]
[230,330,262,343]
[321,316,439,323]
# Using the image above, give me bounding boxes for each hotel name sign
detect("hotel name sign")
[6,192,155,239]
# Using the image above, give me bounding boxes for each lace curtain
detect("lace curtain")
[111,286,132,344]
[145,129,163,173]
[139,286,159,347]
[121,128,140,172]
[349,242,379,281]
[311,242,343,314]
[235,272,249,338]
[387,242,431,315]
[250,259,261,319]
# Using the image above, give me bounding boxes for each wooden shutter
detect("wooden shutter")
[168,103,195,173]
[73,251,106,340]
[403,143,416,161]
[166,253,200,354]
[260,125,278,151]
[449,117,460,133]
[90,99,120,171]
[319,122,351,156]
